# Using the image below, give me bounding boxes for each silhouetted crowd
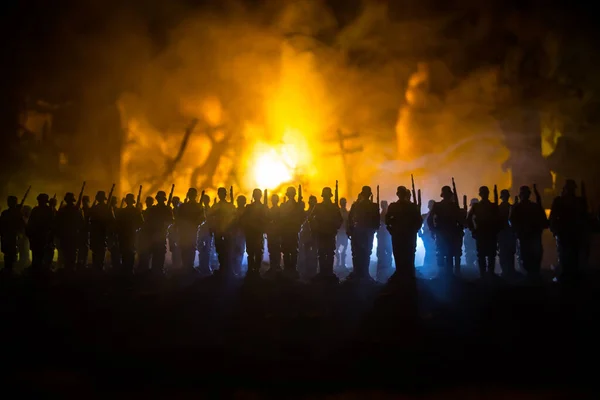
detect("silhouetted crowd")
[0,178,593,284]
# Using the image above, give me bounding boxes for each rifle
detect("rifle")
[463,194,467,211]
[533,184,542,208]
[19,185,32,207]
[120,198,125,208]
[335,180,339,207]
[411,174,417,205]
[264,189,268,207]
[376,185,380,211]
[493,184,499,205]
[167,184,175,207]
[136,185,143,210]
[298,184,303,203]
[417,189,422,209]
[451,177,460,209]
[229,186,234,204]
[76,181,86,209]
[59,200,64,209]
[107,183,116,207]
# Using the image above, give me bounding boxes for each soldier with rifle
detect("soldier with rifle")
[116,193,144,275]
[232,194,247,276]
[176,188,204,274]
[299,194,318,279]
[509,185,548,280]
[89,186,116,272]
[242,189,269,277]
[549,179,589,282]
[196,192,213,276]
[45,194,58,266]
[208,187,236,277]
[108,195,121,270]
[385,186,423,281]
[347,186,380,282]
[497,189,517,277]
[463,198,478,270]
[26,193,54,273]
[145,190,174,275]
[279,186,305,278]
[168,196,182,270]
[427,185,464,278]
[55,190,84,273]
[0,190,28,274]
[335,195,350,274]
[266,193,282,274]
[137,195,155,273]
[77,195,91,269]
[466,186,501,278]
[310,186,343,282]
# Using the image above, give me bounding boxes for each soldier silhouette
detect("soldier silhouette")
[177,188,204,273]
[0,196,25,274]
[45,195,58,266]
[497,189,517,277]
[310,187,343,282]
[208,187,236,277]
[89,191,114,272]
[549,179,588,282]
[467,187,500,278]
[266,194,282,274]
[419,200,436,268]
[232,195,247,275]
[335,197,349,273]
[347,186,380,282]
[77,195,91,269]
[279,186,305,279]
[376,200,393,281]
[145,191,173,275]
[137,196,155,274]
[243,189,268,276]
[463,199,478,270]
[300,195,318,279]
[116,193,143,274]
[55,192,83,272]
[385,186,423,281]
[196,193,213,276]
[427,186,464,278]
[509,186,548,280]
[17,205,32,269]
[26,193,54,272]
[168,196,182,270]
[108,196,121,270]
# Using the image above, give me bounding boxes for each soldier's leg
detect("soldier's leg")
[91,245,106,271]
[180,246,195,270]
[62,245,77,272]
[475,239,487,277]
[3,250,16,273]
[151,242,166,274]
[77,240,89,268]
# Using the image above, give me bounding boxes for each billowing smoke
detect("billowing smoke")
[110,0,512,203]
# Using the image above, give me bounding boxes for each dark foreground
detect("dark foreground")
[1,269,599,397]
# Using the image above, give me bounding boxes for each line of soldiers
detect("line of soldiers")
[421,179,591,282]
[0,178,594,283]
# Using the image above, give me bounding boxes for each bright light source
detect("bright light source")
[253,148,294,189]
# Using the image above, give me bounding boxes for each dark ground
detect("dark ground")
[1,267,599,398]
